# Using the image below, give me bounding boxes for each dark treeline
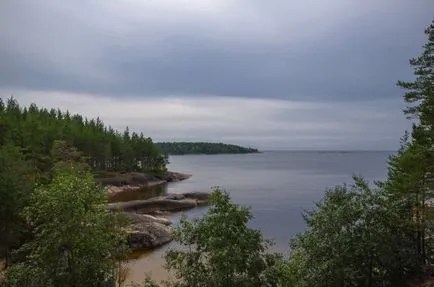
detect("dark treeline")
[157,141,259,155]
[0,97,167,176]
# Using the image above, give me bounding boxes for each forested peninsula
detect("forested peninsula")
[0,97,198,286]
[157,142,259,155]
[0,98,167,176]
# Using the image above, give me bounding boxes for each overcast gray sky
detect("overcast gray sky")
[1,0,433,150]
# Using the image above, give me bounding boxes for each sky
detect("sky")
[0,1,433,150]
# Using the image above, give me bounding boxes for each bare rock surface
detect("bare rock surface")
[125,222,172,250]
[111,192,209,251]
[108,192,210,214]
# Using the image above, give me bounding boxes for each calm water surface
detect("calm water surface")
[126,151,393,283]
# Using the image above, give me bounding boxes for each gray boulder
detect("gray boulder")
[126,222,172,250]
[120,212,173,250]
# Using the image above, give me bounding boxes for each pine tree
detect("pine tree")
[388,20,434,266]
[0,145,35,268]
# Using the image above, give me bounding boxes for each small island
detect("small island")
[156,142,259,155]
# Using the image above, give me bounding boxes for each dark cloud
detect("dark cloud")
[0,0,432,101]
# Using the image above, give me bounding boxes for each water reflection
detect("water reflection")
[108,183,168,203]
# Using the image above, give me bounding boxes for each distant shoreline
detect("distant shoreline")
[169,151,262,156]
[157,142,259,155]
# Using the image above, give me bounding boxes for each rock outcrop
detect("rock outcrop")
[97,171,192,188]
[101,171,192,202]
[111,192,209,251]
[104,171,206,251]
[157,171,192,182]
[106,181,166,196]
[122,212,172,226]
[183,192,210,201]
[121,212,173,250]
[108,192,210,214]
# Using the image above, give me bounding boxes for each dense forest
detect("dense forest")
[0,20,433,287]
[157,142,259,155]
[0,98,167,176]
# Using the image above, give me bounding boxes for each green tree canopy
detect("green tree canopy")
[384,19,434,267]
[0,145,35,268]
[0,97,167,175]
[3,162,127,287]
[164,188,281,287]
[283,177,418,287]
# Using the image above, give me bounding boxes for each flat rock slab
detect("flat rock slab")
[159,171,192,182]
[108,192,210,214]
[121,212,172,226]
[109,191,209,251]
[98,171,191,187]
[183,192,210,201]
[109,198,197,213]
[106,180,166,195]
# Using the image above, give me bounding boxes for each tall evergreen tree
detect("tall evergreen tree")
[0,145,35,268]
[386,20,434,266]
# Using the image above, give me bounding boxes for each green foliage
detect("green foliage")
[0,145,35,268]
[3,164,128,287]
[127,276,161,287]
[385,19,434,267]
[49,140,91,175]
[1,263,46,287]
[284,177,418,287]
[398,21,434,122]
[0,97,167,175]
[157,142,259,155]
[164,187,281,287]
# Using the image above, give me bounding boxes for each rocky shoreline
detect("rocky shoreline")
[97,171,192,202]
[97,171,192,188]
[102,171,208,251]
[108,192,209,250]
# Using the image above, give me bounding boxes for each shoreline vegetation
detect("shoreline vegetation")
[0,96,212,286]
[1,20,434,287]
[156,141,259,155]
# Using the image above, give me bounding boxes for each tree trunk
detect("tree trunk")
[422,181,426,264]
[3,245,11,269]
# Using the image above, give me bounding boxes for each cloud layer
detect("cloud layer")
[0,1,432,149]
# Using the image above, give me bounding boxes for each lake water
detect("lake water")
[126,151,394,284]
